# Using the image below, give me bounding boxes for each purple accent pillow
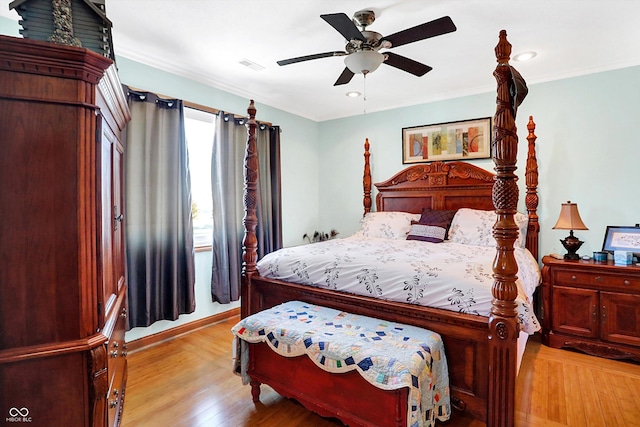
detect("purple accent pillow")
[417,209,457,238]
[406,223,448,243]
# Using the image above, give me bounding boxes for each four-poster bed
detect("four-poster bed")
[237,30,539,427]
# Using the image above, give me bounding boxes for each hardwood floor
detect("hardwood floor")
[120,315,640,427]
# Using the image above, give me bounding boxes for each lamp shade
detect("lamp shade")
[553,201,588,230]
[344,50,385,75]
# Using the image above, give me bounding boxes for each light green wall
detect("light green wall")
[0,15,19,37]
[317,92,496,238]
[318,66,640,260]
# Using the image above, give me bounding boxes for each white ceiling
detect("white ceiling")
[3,0,640,122]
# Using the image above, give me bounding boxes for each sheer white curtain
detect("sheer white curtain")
[124,89,196,328]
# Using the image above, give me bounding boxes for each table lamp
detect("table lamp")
[553,201,588,260]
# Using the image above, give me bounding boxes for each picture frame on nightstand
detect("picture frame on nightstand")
[602,225,640,255]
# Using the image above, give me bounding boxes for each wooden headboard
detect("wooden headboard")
[361,116,540,260]
[375,161,495,213]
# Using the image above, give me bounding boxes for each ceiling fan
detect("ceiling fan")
[276,9,457,86]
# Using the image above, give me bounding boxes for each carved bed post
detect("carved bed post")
[363,138,372,216]
[241,100,259,319]
[489,30,521,427]
[525,116,540,260]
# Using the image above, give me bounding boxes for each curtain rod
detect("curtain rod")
[126,86,273,127]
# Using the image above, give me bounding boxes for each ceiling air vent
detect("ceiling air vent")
[238,58,265,71]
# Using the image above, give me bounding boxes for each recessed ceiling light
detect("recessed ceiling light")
[346,91,361,98]
[513,51,537,62]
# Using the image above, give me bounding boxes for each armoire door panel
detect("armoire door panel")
[0,99,83,349]
[101,120,117,317]
[113,141,126,294]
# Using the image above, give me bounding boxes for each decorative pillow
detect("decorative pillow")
[406,222,448,243]
[448,208,529,248]
[417,208,457,239]
[356,211,421,239]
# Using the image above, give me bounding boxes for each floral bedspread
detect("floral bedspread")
[256,236,541,334]
[232,301,450,427]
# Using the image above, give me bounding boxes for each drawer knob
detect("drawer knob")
[571,275,577,281]
[624,280,631,286]
[595,276,603,282]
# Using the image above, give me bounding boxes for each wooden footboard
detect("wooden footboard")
[248,342,409,427]
[245,276,491,421]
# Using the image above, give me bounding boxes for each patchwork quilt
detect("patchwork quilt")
[232,301,450,427]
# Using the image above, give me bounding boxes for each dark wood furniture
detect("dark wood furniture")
[0,35,130,427]
[240,30,537,427]
[249,342,409,427]
[541,256,640,362]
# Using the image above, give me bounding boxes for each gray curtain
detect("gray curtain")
[256,125,283,257]
[210,115,282,303]
[124,89,196,328]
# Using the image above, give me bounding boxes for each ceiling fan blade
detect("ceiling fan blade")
[382,16,456,48]
[320,13,366,42]
[383,52,432,76]
[334,67,355,86]
[277,51,346,66]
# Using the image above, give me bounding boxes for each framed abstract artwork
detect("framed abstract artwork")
[402,117,492,164]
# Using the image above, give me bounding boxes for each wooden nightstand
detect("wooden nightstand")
[541,256,640,362]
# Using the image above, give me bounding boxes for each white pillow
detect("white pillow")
[448,208,528,248]
[355,211,421,239]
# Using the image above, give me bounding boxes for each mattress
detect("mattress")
[257,235,541,334]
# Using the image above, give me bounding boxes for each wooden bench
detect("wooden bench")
[232,301,450,427]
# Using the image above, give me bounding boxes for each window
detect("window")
[185,107,215,248]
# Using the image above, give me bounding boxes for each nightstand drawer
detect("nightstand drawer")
[597,275,640,289]
[555,270,640,290]
[554,270,592,286]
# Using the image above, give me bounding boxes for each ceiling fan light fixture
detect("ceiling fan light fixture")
[344,50,384,75]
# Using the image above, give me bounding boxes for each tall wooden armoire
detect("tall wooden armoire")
[0,35,130,427]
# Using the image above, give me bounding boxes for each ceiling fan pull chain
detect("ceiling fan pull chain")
[363,74,367,114]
